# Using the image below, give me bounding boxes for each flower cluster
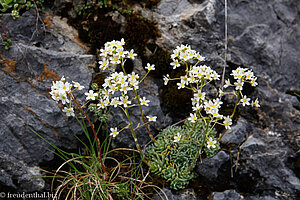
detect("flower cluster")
[98,38,137,70]
[95,39,157,138]
[50,77,85,117]
[95,71,150,110]
[224,67,260,108]
[164,45,260,151]
[170,44,205,69]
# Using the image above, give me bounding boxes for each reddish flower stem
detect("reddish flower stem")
[70,94,106,174]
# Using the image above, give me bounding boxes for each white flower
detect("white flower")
[210,108,223,119]
[145,63,155,71]
[100,48,109,57]
[119,83,132,94]
[224,79,231,88]
[128,49,137,60]
[179,52,188,61]
[110,56,121,65]
[120,96,131,107]
[180,75,190,85]
[177,81,185,89]
[195,53,205,61]
[192,103,203,111]
[234,80,244,91]
[99,58,109,70]
[188,113,197,123]
[110,127,119,138]
[163,74,170,85]
[170,59,180,69]
[223,116,232,129]
[173,132,182,143]
[60,94,69,104]
[85,90,98,101]
[250,77,258,87]
[231,67,246,80]
[207,137,217,149]
[194,91,206,101]
[62,107,75,117]
[128,72,139,82]
[140,97,150,106]
[116,48,126,58]
[72,81,85,90]
[251,98,260,108]
[59,81,72,93]
[240,95,250,106]
[146,115,157,122]
[110,97,119,108]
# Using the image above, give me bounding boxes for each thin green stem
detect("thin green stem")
[185,120,211,173]
[133,88,156,142]
[124,107,144,159]
[218,92,240,142]
[231,92,240,118]
[139,71,150,84]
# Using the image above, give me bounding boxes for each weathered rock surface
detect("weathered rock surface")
[153,187,198,200]
[220,117,251,146]
[0,10,94,191]
[212,190,244,200]
[197,151,230,183]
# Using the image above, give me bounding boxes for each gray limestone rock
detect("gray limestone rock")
[197,151,230,183]
[220,117,251,146]
[212,190,244,200]
[153,187,198,200]
[0,10,94,191]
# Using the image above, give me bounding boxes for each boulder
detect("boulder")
[197,151,230,183]
[220,117,251,146]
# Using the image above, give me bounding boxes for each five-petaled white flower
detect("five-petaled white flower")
[173,132,182,143]
[207,137,217,149]
[223,116,232,129]
[110,127,119,138]
[188,113,197,123]
[146,115,157,122]
[128,49,137,60]
[140,97,150,106]
[145,63,155,71]
[170,59,180,69]
[240,95,250,106]
[120,96,131,107]
[85,90,98,101]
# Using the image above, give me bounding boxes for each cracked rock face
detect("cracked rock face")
[0,10,94,191]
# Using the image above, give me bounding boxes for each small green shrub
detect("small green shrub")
[146,120,219,190]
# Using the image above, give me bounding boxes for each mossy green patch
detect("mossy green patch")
[146,120,219,190]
